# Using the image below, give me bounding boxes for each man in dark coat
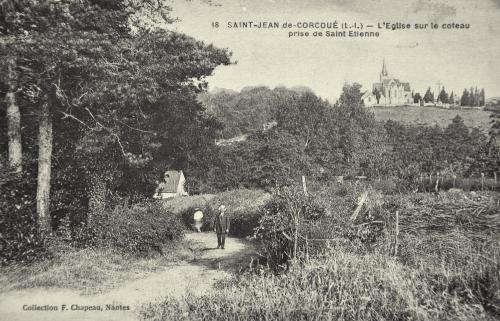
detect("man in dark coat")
[213,205,230,249]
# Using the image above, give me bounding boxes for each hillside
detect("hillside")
[372,105,492,130]
[200,89,493,142]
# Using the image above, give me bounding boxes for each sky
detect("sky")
[167,0,500,102]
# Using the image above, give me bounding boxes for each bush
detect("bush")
[167,189,271,237]
[78,199,184,254]
[0,170,43,265]
[209,189,271,236]
[178,205,216,232]
[255,186,327,268]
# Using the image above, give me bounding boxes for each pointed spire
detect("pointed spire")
[381,58,388,77]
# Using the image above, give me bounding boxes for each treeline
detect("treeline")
[384,117,497,179]
[460,87,486,106]
[193,84,386,191]
[191,85,499,193]
[413,86,485,106]
[198,86,313,138]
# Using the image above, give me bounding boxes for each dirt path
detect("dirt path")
[0,233,257,321]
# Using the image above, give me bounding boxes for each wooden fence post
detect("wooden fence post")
[305,234,309,261]
[302,175,308,196]
[481,173,485,191]
[394,210,399,256]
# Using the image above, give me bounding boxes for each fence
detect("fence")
[415,172,499,192]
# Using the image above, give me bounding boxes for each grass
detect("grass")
[0,239,199,295]
[372,105,492,130]
[140,245,499,321]
[139,187,500,321]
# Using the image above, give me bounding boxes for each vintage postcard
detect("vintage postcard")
[1,0,499,320]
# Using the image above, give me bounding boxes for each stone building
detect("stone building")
[362,59,413,107]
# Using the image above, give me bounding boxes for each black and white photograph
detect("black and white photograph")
[1,0,499,320]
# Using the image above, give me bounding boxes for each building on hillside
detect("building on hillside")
[263,121,277,131]
[153,170,188,199]
[361,59,413,107]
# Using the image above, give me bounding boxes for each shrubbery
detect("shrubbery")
[255,186,327,267]
[0,170,43,265]
[167,189,271,237]
[79,199,184,254]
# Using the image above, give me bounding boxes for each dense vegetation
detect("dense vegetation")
[0,0,230,263]
[1,3,499,320]
[141,185,500,321]
[192,85,498,193]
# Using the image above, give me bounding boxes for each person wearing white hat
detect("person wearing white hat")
[213,205,230,249]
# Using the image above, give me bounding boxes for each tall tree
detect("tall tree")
[423,87,434,103]
[5,57,22,173]
[480,88,486,106]
[36,101,52,231]
[449,91,455,105]
[413,92,422,104]
[438,87,449,104]
[1,1,231,232]
[469,87,475,106]
[461,89,470,106]
[373,87,381,104]
[1,0,136,232]
[1,1,23,173]
[333,83,386,175]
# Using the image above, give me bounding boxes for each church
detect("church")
[361,59,413,107]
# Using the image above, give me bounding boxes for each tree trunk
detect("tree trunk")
[6,57,22,173]
[37,101,53,233]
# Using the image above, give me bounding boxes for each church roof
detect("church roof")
[361,91,373,99]
[374,59,411,93]
[382,79,396,85]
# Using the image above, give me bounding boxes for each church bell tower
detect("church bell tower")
[380,58,389,82]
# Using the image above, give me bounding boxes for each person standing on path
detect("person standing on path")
[213,205,230,249]
[193,208,204,232]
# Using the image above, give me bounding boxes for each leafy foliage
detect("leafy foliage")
[78,199,184,254]
[255,186,326,267]
[0,169,42,265]
[384,116,487,180]
[0,0,232,242]
[176,189,271,237]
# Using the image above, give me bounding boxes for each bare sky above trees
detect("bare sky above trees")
[169,0,500,101]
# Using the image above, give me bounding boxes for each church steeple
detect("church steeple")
[380,58,389,82]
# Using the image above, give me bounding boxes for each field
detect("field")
[372,105,492,130]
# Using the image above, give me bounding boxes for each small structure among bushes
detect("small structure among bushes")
[153,170,188,199]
